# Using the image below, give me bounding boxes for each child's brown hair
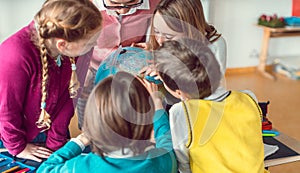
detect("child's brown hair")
[154,38,222,99]
[83,71,154,156]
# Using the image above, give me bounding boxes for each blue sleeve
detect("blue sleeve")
[36,141,82,173]
[153,109,173,151]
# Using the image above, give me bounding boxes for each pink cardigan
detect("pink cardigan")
[0,23,74,155]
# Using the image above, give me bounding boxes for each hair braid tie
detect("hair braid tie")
[36,37,52,131]
[69,57,80,98]
[36,102,52,132]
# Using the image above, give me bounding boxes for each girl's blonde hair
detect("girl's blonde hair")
[149,0,221,50]
[34,0,102,131]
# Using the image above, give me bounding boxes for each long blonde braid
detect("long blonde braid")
[33,0,102,131]
[36,37,51,131]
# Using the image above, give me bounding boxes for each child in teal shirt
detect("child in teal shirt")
[37,71,177,173]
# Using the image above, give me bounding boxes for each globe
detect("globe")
[95,46,152,84]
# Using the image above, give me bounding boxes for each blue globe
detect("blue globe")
[95,47,152,84]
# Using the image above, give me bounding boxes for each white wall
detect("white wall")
[209,0,300,68]
[201,0,210,21]
[0,0,43,42]
[1,0,299,68]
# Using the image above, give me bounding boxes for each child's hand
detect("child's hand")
[16,143,53,162]
[76,133,90,146]
[138,64,164,110]
[141,78,164,110]
[131,42,151,50]
[139,64,158,79]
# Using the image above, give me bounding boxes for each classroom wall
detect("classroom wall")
[209,0,300,68]
[0,0,43,43]
[1,0,299,68]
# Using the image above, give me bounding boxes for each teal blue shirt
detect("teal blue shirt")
[37,110,177,173]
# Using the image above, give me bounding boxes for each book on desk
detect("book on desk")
[263,133,300,167]
[264,137,299,160]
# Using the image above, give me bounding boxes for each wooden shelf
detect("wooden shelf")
[257,25,300,79]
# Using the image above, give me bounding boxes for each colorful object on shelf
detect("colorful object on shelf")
[258,101,273,130]
[258,14,286,28]
[284,16,300,26]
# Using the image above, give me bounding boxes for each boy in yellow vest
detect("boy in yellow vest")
[153,38,268,173]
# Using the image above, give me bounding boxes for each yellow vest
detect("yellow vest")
[182,91,267,173]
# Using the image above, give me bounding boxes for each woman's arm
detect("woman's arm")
[46,98,74,151]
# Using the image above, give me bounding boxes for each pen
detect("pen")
[14,167,30,173]
[262,133,276,137]
[2,165,20,173]
[0,161,17,172]
[262,130,280,136]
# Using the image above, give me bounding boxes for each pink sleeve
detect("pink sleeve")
[45,98,74,151]
[0,38,30,155]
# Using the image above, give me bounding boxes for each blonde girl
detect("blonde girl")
[0,0,102,162]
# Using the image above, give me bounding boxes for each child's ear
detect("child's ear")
[175,90,181,97]
[175,90,189,101]
[56,39,68,52]
[175,90,184,99]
